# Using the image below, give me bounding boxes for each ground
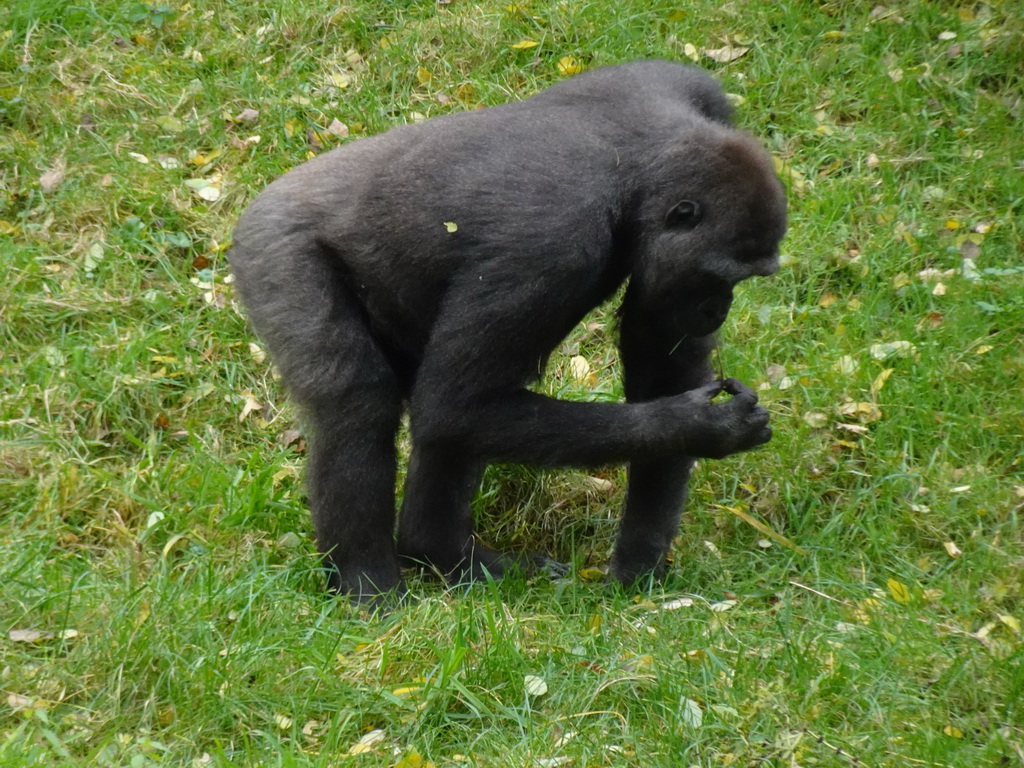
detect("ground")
[1,1,1022,765]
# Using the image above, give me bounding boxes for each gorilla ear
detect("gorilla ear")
[665,200,703,231]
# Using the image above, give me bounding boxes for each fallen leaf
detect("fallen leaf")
[870,368,893,395]
[836,423,869,434]
[154,115,185,133]
[7,694,34,709]
[568,355,590,381]
[185,178,222,201]
[681,698,703,728]
[239,395,263,421]
[802,411,828,428]
[838,401,882,423]
[511,39,539,49]
[327,118,349,137]
[999,615,1021,634]
[40,159,66,192]
[959,239,981,260]
[869,340,917,360]
[943,541,962,558]
[346,729,386,756]
[129,152,150,164]
[395,750,435,768]
[443,221,458,233]
[557,56,584,75]
[584,476,615,493]
[704,45,749,63]
[660,597,694,611]
[887,578,911,604]
[943,725,964,739]
[9,628,78,643]
[834,355,858,374]
[235,108,259,122]
[524,674,548,697]
[715,505,807,554]
[83,242,105,271]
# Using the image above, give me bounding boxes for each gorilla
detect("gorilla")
[229,60,787,601]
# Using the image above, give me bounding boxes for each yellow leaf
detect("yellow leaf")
[394,749,425,768]
[975,345,993,355]
[943,725,964,739]
[511,39,539,49]
[818,292,838,308]
[713,505,808,555]
[667,9,686,21]
[557,56,584,76]
[391,686,420,697]
[870,368,894,396]
[998,614,1021,634]
[944,219,962,230]
[443,221,458,233]
[943,541,962,558]
[887,578,911,605]
[578,567,606,582]
[683,42,699,62]
[416,67,432,85]
[852,597,880,624]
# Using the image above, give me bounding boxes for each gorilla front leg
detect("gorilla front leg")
[612,299,718,584]
[610,457,695,584]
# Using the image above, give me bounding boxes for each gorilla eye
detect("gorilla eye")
[665,200,703,231]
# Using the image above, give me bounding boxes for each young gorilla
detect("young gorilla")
[230,60,787,601]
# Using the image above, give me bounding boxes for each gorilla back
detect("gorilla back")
[229,60,787,601]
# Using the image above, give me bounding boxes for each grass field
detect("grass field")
[2,0,1022,765]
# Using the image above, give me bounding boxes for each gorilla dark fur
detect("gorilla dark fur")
[230,60,787,600]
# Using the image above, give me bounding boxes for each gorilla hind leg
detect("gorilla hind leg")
[233,239,404,600]
[305,389,402,599]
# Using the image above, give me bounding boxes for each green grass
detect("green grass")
[2,0,1022,765]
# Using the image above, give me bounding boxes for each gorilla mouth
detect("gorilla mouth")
[687,288,734,336]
